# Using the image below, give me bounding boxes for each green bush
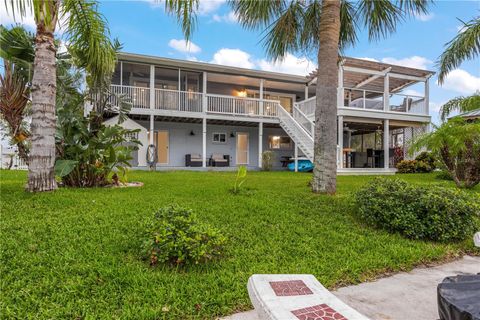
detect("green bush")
[355,178,478,242]
[415,151,436,169]
[142,206,227,265]
[436,170,453,181]
[396,160,417,173]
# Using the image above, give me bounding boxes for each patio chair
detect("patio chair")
[185,153,203,167]
[211,153,229,167]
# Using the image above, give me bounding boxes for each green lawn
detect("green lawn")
[1,170,478,319]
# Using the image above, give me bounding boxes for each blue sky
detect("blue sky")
[1,0,479,124]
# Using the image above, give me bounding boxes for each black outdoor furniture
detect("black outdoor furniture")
[437,274,480,320]
[185,153,203,167]
[211,153,230,167]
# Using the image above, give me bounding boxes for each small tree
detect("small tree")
[411,118,480,188]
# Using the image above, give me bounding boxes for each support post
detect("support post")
[337,64,344,108]
[304,85,308,99]
[202,118,207,168]
[258,122,263,169]
[202,71,207,113]
[120,61,123,86]
[384,73,390,111]
[424,77,430,116]
[149,65,155,110]
[338,115,344,168]
[384,119,390,169]
[259,79,264,115]
[149,115,154,145]
[294,144,298,172]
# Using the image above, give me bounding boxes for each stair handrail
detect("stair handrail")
[276,103,313,144]
[293,104,315,137]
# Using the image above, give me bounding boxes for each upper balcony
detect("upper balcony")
[298,57,434,122]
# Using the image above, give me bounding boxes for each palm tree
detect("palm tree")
[6,0,117,192]
[439,92,480,121]
[437,15,480,84]
[231,0,430,193]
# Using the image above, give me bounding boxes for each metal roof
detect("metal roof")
[455,109,480,119]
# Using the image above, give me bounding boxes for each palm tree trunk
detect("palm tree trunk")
[311,0,341,194]
[27,28,58,192]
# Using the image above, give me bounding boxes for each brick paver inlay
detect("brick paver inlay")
[291,304,348,320]
[269,280,313,296]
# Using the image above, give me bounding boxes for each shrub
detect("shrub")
[355,178,478,242]
[261,151,274,171]
[415,151,436,169]
[396,160,417,173]
[231,166,247,194]
[142,206,227,265]
[414,160,432,173]
[436,170,453,181]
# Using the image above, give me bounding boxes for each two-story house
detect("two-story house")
[104,52,433,174]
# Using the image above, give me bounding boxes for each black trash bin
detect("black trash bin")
[437,274,480,320]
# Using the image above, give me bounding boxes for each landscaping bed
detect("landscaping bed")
[1,170,478,319]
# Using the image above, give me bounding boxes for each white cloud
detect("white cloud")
[415,13,434,22]
[168,39,201,54]
[258,53,316,76]
[0,5,36,29]
[440,69,480,95]
[356,57,379,62]
[381,56,432,70]
[198,0,226,15]
[210,48,255,69]
[212,11,237,23]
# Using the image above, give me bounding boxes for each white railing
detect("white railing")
[277,104,314,161]
[389,93,426,114]
[155,88,203,112]
[207,94,278,117]
[110,84,149,109]
[296,96,316,117]
[0,153,27,170]
[293,104,315,136]
[344,88,384,110]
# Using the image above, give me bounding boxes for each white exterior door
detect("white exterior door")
[236,133,249,165]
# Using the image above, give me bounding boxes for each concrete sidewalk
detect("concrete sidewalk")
[222,255,480,320]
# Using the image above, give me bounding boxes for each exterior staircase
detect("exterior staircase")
[276,103,314,161]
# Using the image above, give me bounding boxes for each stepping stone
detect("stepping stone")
[248,274,370,320]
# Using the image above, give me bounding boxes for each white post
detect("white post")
[424,77,430,116]
[384,119,390,169]
[202,71,207,113]
[119,61,123,86]
[338,115,344,168]
[149,115,154,145]
[337,65,344,108]
[259,79,264,115]
[384,73,390,111]
[150,65,155,110]
[178,69,181,110]
[294,144,298,172]
[258,122,263,169]
[202,118,207,168]
[304,85,308,99]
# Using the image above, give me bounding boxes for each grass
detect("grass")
[1,170,478,319]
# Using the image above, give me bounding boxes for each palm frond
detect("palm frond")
[357,0,401,41]
[0,25,35,81]
[164,0,198,41]
[439,92,480,121]
[396,0,430,15]
[437,16,480,84]
[339,0,358,51]
[230,0,286,30]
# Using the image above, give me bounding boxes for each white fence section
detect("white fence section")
[0,152,27,170]
[110,84,150,109]
[296,96,316,117]
[155,89,203,112]
[389,93,426,114]
[207,95,279,117]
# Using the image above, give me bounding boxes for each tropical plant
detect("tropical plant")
[0,26,36,163]
[439,92,480,121]
[142,205,227,266]
[437,15,480,84]
[6,0,117,192]
[411,118,480,188]
[261,150,274,171]
[232,165,247,194]
[231,0,430,194]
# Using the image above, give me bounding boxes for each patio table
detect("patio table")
[437,274,480,320]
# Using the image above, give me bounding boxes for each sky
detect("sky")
[1,0,479,127]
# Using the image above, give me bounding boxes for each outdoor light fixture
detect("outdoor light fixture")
[236,89,247,97]
[230,132,235,138]
[190,130,195,136]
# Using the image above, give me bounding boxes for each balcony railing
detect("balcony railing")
[109,85,279,118]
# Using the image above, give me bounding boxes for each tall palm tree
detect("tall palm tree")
[439,92,480,121]
[6,0,117,192]
[231,0,430,193]
[437,15,480,84]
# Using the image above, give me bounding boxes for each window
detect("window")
[268,136,292,150]
[212,132,227,143]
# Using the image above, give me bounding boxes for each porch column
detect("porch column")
[337,64,344,108]
[258,122,263,168]
[384,119,390,169]
[304,85,308,99]
[149,65,155,110]
[424,77,430,116]
[202,71,207,113]
[338,115,344,168]
[202,118,207,168]
[383,73,390,111]
[294,144,298,172]
[120,61,123,86]
[259,79,264,115]
[149,115,154,145]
